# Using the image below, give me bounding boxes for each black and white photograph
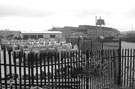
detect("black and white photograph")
[0,0,135,89]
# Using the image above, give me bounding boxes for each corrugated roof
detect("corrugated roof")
[21,30,62,34]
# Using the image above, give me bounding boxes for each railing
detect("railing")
[0,49,120,89]
[121,49,135,88]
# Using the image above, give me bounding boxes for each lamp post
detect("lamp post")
[99,36,104,50]
[99,36,104,78]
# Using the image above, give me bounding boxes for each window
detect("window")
[50,35,55,38]
[23,35,29,40]
[38,35,43,38]
[30,35,37,39]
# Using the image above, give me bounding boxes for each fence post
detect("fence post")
[117,39,121,86]
[0,50,1,89]
[86,50,89,89]
[30,53,34,87]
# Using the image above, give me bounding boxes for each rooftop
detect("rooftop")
[21,30,62,34]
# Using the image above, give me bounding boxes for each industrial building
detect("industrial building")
[49,25,120,38]
[21,31,63,40]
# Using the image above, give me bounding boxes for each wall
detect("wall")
[22,32,62,40]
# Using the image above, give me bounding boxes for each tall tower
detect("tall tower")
[95,16,105,37]
[96,16,105,26]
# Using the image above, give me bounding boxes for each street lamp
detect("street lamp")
[99,36,104,50]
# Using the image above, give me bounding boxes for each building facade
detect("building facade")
[49,25,120,38]
[0,30,21,39]
[21,31,63,40]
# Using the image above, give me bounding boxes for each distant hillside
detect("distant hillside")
[120,31,135,34]
[120,31,135,42]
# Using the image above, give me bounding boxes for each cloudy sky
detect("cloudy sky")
[0,0,134,32]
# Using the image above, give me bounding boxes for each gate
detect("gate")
[0,49,119,89]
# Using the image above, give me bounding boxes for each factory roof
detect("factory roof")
[21,30,62,34]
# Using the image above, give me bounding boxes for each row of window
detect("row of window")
[23,35,55,40]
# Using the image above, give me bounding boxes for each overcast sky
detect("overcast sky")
[0,0,134,32]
